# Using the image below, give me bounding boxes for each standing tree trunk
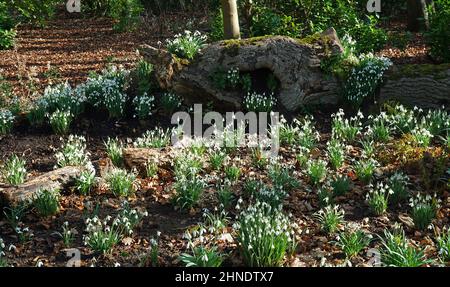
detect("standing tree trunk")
[221,0,241,39]
[407,0,434,31]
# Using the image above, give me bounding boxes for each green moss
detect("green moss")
[221,33,333,58]
[222,35,273,48]
[222,42,240,57]
[299,33,335,58]
[172,55,190,66]
[222,33,330,48]
[296,32,328,45]
[390,64,450,80]
[221,36,272,57]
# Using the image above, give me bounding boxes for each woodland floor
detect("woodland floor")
[377,20,432,65]
[0,111,448,267]
[0,10,209,106]
[0,11,448,267]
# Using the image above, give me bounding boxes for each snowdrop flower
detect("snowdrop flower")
[133,93,155,119]
[243,92,276,113]
[166,30,207,60]
[0,109,15,134]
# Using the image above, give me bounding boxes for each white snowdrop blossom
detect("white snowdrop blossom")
[48,109,73,134]
[55,135,90,167]
[0,109,15,135]
[391,105,418,133]
[41,81,85,116]
[422,107,449,136]
[343,53,392,108]
[226,67,240,88]
[133,92,155,120]
[235,201,298,267]
[3,154,27,186]
[243,92,276,113]
[365,182,393,215]
[166,30,207,60]
[411,126,433,147]
[134,127,173,148]
[0,238,5,257]
[84,204,146,253]
[409,193,441,230]
[76,65,130,119]
[331,109,364,142]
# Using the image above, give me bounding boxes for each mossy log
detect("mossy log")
[141,29,449,111]
[140,29,344,112]
[0,166,84,207]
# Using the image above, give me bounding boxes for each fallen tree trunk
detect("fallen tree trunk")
[0,166,84,207]
[140,29,343,112]
[141,31,449,112]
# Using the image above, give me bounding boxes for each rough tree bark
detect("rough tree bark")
[379,64,450,109]
[221,0,241,39]
[0,166,84,207]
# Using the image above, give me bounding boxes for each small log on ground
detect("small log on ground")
[0,166,85,207]
[122,148,174,175]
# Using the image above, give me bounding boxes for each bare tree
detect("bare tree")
[221,0,241,39]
